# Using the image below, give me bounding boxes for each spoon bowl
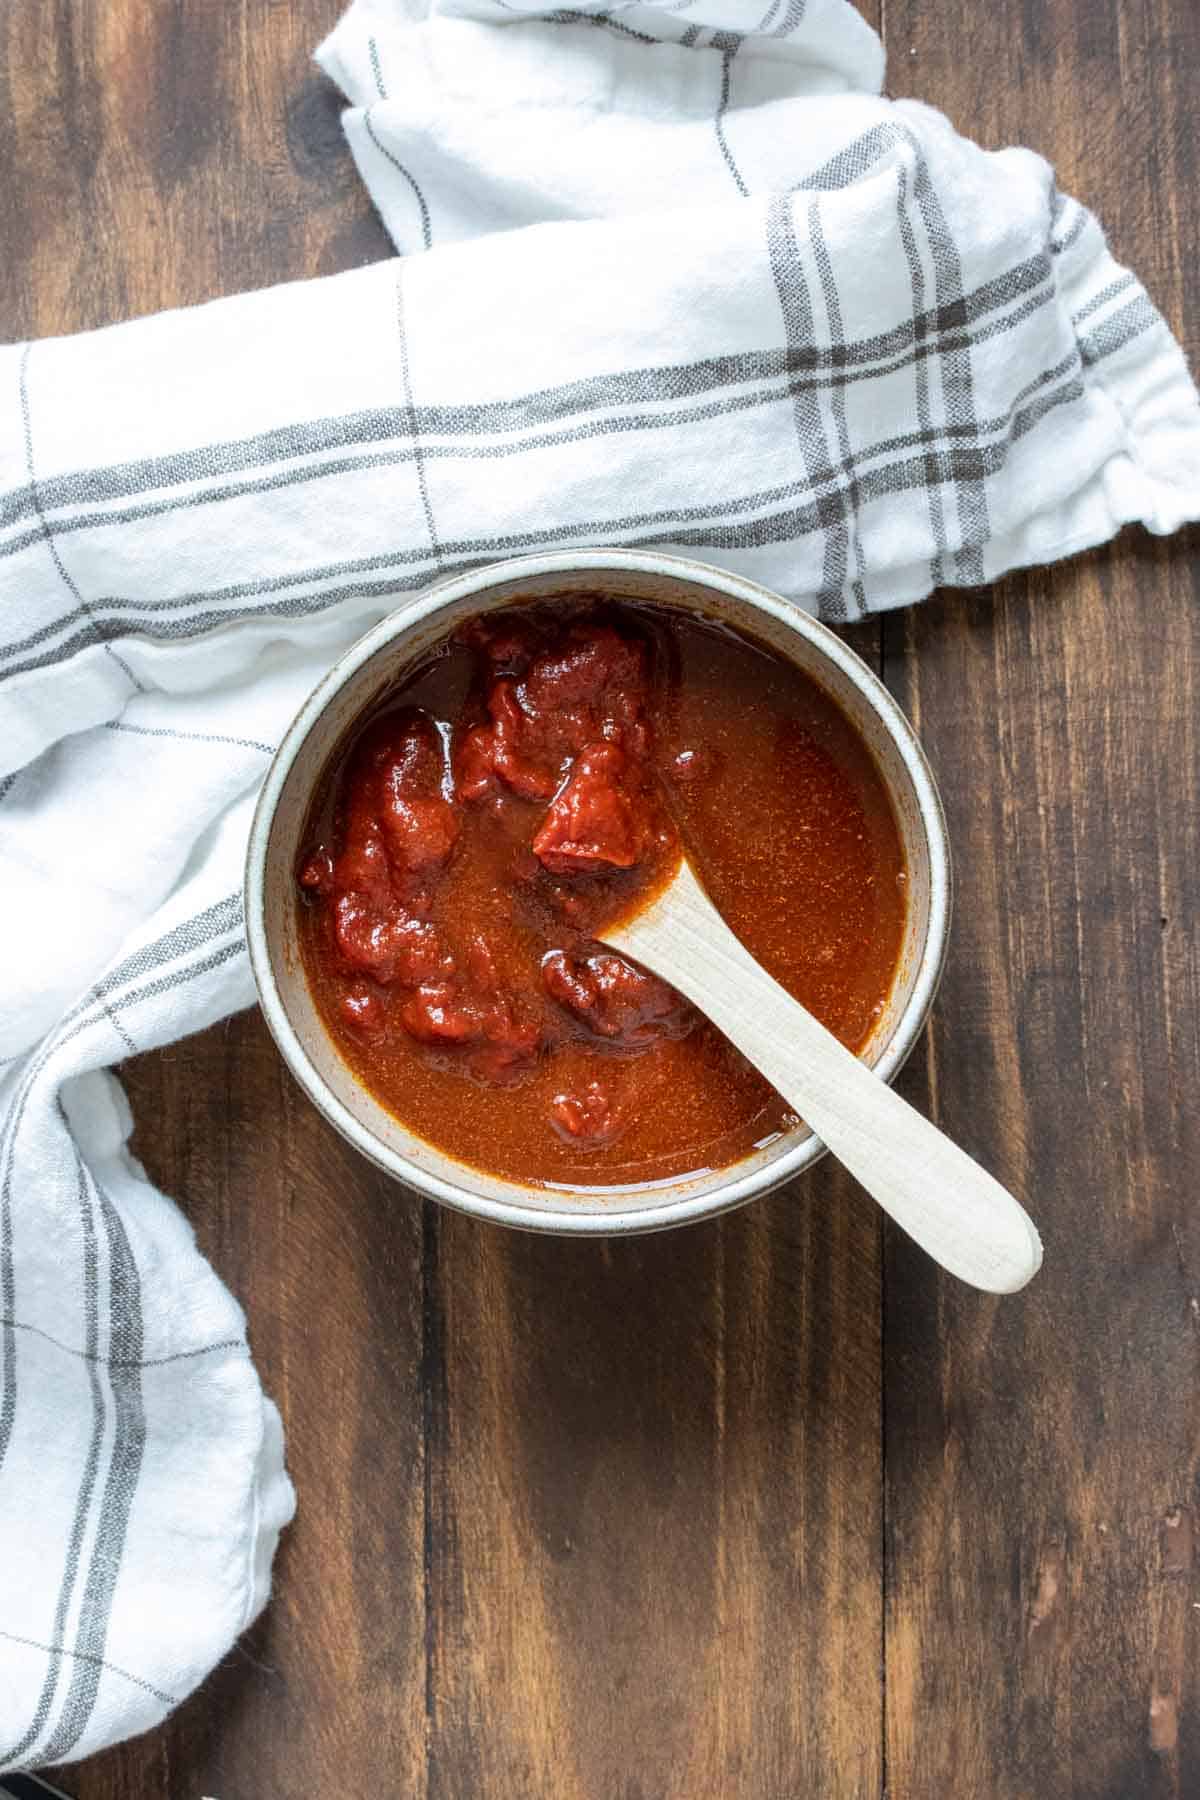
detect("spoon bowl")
[602,856,1042,1291]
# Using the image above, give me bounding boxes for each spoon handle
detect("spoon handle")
[604,861,1042,1294]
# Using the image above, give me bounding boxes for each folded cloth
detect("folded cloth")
[2,0,1198,1769]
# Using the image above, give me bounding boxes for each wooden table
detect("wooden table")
[4,2,1197,1794]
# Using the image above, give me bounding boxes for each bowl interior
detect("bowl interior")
[253,560,946,1234]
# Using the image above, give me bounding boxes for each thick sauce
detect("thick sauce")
[298,601,907,1189]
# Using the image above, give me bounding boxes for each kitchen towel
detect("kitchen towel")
[2,0,1199,1770]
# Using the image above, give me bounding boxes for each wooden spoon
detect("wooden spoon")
[601,858,1042,1294]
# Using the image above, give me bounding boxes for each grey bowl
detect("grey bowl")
[244,549,951,1235]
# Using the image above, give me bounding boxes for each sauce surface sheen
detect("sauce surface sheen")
[298,600,907,1189]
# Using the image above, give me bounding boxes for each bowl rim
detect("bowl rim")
[245,548,951,1235]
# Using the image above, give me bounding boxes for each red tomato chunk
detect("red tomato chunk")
[300,614,683,1102]
[541,950,691,1046]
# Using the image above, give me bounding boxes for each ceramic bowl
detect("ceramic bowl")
[245,549,951,1235]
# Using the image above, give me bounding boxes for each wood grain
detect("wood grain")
[0,0,1195,1794]
[0,0,388,342]
[882,3,1200,1795]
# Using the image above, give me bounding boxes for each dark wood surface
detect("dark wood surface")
[2,1,1196,1794]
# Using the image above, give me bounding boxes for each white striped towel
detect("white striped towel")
[2,0,1198,1770]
